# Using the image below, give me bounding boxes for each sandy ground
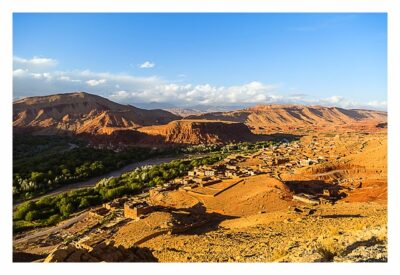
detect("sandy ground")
[142,202,386,262]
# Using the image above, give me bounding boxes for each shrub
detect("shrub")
[36,196,54,207]
[13,201,35,220]
[316,238,343,262]
[25,210,40,222]
[59,203,74,217]
[46,214,61,226]
[13,220,36,233]
[79,197,91,209]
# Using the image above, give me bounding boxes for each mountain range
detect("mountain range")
[13,92,387,145]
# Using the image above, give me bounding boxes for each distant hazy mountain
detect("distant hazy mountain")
[166,105,245,117]
[132,102,177,110]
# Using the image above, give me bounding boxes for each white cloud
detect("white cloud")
[282,95,388,110]
[31,73,43,79]
[13,69,28,77]
[13,56,57,71]
[111,90,130,100]
[12,56,386,111]
[12,57,164,99]
[109,81,280,106]
[139,61,155,69]
[324,95,343,104]
[86,79,107,86]
[366,100,387,109]
[58,76,81,83]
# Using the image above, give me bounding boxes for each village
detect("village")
[89,133,367,224]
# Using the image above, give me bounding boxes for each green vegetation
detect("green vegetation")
[13,154,223,232]
[13,135,180,201]
[13,134,281,233]
[13,136,274,202]
[13,135,86,159]
[183,141,275,154]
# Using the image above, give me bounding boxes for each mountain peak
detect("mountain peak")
[13,92,181,135]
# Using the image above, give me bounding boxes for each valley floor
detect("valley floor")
[13,131,387,263]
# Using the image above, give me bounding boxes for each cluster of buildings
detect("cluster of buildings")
[91,195,154,221]
[173,154,266,190]
[251,136,356,176]
[91,135,364,222]
[144,139,347,194]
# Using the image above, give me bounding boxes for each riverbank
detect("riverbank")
[13,155,182,207]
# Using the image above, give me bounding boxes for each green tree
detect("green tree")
[46,214,61,225]
[61,168,70,176]
[13,201,35,220]
[30,171,45,183]
[25,210,40,221]
[59,203,74,217]
[79,197,90,208]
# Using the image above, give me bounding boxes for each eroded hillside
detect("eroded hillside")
[13,93,387,146]
[13,92,181,135]
[188,104,387,134]
[137,119,257,144]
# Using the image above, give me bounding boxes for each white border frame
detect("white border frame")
[1,1,399,275]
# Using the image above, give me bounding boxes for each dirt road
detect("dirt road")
[14,212,88,245]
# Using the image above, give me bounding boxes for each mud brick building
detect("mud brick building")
[124,202,152,219]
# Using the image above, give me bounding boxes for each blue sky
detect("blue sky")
[13,13,387,109]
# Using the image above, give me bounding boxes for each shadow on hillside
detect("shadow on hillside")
[15,121,304,147]
[341,236,385,257]
[13,125,172,147]
[79,129,168,146]
[13,251,46,262]
[284,180,343,196]
[152,202,237,236]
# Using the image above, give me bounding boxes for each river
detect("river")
[14,155,182,206]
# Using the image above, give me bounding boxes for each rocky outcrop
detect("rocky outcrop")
[138,119,256,144]
[333,240,387,262]
[274,225,387,262]
[44,241,158,262]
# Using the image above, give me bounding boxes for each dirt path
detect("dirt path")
[14,212,88,245]
[312,169,346,177]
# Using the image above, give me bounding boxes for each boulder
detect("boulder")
[44,241,157,262]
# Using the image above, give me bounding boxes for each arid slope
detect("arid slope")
[13,92,180,135]
[13,93,387,145]
[137,119,256,144]
[188,104,387,133]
